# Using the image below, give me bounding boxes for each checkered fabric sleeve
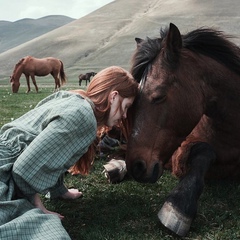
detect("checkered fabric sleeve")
[9,91,97,199]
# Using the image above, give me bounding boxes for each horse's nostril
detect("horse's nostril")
[131,160,162,183]
[132,160,146,180]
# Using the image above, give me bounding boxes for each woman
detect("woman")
[0,66,138,239]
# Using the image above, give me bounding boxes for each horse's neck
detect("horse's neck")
[205,74,240,135]
[13,65,23,79]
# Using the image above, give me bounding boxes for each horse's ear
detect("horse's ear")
[135,37,144,47]
[165,23,182,51]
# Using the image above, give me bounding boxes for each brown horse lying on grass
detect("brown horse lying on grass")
[126,23,240,236]
[10,56,67,93]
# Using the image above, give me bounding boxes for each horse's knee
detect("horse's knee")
[189,142,216,162]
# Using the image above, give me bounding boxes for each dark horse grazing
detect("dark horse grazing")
[126,23,240,237]
[78,72,97,86]
[10,56,67,93]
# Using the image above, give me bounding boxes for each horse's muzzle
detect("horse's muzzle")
[129,159,163,183]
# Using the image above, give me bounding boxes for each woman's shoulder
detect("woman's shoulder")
[35,90,76,107]
[60,94,97,129]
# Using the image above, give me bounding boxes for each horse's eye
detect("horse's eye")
[151,94,166,104]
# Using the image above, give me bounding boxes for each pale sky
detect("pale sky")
[0,0,114,22]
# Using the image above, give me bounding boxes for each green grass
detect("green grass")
[1,83,240,240]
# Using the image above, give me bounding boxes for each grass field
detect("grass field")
[1,81,240,240]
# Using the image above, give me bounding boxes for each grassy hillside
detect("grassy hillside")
[1,0,240,84]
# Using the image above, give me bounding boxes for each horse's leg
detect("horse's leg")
[54,77,61,92]
[158,142,216,237]
[30,75,38,93]
[79,80,81,86]
[25,75,30,93]
[51,72,60,92]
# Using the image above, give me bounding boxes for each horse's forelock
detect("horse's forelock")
[131,37,162,83]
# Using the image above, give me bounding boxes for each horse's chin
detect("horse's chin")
[147,161,163,183]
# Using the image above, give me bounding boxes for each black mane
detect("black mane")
[130,37,162,83]
[183,28,240,75]
[131,26,240,82]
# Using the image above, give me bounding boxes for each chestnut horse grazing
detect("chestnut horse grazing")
[10,56,67,93]
[126,23,240,236]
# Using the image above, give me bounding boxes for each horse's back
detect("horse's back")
[22,56,61,76]
[78,74,85,80]
[25,56,60,64]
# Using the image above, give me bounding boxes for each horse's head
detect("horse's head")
[126,23,208,183]
[10,76,20,93]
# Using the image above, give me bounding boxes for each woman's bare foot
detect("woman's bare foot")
[34,194,64,220]
[61,188,83,199]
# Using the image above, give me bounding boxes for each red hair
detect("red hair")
[69,66,138,175]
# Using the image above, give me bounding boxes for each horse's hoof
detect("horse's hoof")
[158,201,192,237]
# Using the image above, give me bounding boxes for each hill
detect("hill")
[0,15,75,54]
[0,0,240,81]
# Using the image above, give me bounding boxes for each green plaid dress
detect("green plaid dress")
[0,91,97,239]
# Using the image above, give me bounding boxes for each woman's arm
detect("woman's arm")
[12,107,96,197]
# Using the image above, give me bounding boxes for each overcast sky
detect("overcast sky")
[0,0,114,22]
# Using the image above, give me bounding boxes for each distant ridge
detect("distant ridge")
[0,15,75,53]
